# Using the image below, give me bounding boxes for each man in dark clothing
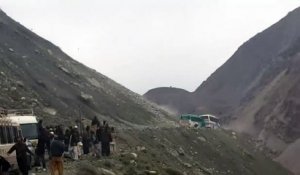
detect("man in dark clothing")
[64,129,71,152]
[7,136,34,175]
[35,128,47,171]
[91,116,100,127]
[70,126,80,160]
[50,136,65,175]
[82,126,91,155]
[100,124,112,157]
[55,125,64,141]
[0,156,11,175]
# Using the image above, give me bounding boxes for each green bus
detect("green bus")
[179,114,220,128]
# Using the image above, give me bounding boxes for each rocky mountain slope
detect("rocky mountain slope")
[144,7,300,174]
[145,7,300,116]
[144,87,196,115]
[34,128,290,175]
[0,9,172,126]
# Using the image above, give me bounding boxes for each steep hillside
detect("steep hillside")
[0,9,172,126]
[229,41,300,174]
[145,7,300,116]
[144,7,300,174]
[193,7,300,115]
[144,87,196,115]
[35,128,291,175]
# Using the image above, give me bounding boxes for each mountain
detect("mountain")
[145,7,300,174]
[0,9,172,126]
[144,87,196,115]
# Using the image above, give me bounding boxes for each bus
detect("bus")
[179,114,220,129]
[179,114,205,128]
[0,109,22,168]
[199,114,220,129]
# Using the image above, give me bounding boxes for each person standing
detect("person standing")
[70,126,80,160]
[49,135,65,175]
[35,127,48,172]
[110,127,117,154]
[7,137,34,175]
[82,126,91,155]
[100,123,112,157]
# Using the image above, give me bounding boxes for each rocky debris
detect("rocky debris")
[197,136,207,142]
[130,152,138,159]
[99,168,116,175]
[177,147,185,156]
[80,92,93,102]
[168,148,179,157]
[231,132,237,139]
[47,49,53,55]
[145,170,158,174]
[136,146,147,153]
[43,107,57,115]
[183,163,192,168]
[164,167,184,175]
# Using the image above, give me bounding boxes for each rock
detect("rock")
[178,147,185,156]
[137,146,147,152]
[57,64,73,76]
[10,87,17,91]
[47,49,53,55]
[16,81,24,87]
[183,163,192,168]
[130,152,138,159]
[8,48,14,52]
[197,136,207,142]
[168,148,179,157]
[99,168,116,175]
[43,107,57,115]
[145,170,158,174]
[21,97,26,100]
[80,92,93,102]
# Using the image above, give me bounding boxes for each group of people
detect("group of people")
[0,116,116,175]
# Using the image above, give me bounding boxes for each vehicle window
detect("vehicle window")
[202,116,209,119]
[0,126,7,144]
[210,117,219,123]
[180,116,190,120]
[191,117,202,122]
[13,127,18,139]
[6,126,13,143]
[20,123,38,140]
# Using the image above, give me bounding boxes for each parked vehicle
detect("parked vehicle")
[4,109,39,168]
[0,109,22,168]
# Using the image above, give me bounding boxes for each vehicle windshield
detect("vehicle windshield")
[20,123,38,140]
[210,117,219,123]
[202,116,209,120]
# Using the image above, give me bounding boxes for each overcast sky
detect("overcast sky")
[0,0,300,94]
